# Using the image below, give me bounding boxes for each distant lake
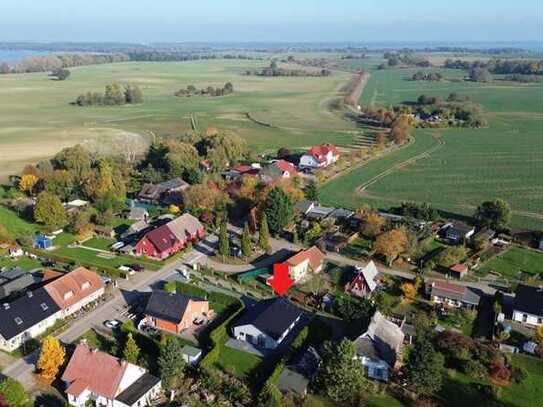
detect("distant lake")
[0,49,53,63]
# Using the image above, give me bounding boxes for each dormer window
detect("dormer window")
[41,303,49,311]
[14,317,23,325]
[81,282,90,290]
[64,291,74,300]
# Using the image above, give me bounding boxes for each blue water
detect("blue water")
[0,50,52,63]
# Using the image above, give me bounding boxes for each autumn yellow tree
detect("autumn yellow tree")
[374,228,408,266]
[169,204,180,214]
[401,282,417,302]
[36,336,65,384]
[536,325,543,343]
[361,212,386,238]
[19,174,39,195]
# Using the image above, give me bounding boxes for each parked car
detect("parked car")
[104,319,122,330]
[118,265,135,275]
[129,264,145,272]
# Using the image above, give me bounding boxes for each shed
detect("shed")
[181,345,203,365]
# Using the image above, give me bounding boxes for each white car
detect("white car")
[118,265,135,275]
[104,320,121,329]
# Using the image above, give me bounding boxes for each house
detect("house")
[285,246,326,282]
[223,164,259,180]
[354,311,404,382]
[199,159,212,172]
[65,199,89,214]
[328,208,355,222]
[0,288,61,352]
[316,233,349,253]
[181,345,203,365]
[449,263,469,279]
[306,205,335,221]
[8,246,24,258]
[124,207,149,222]
[34,234,53,250]
[260,160,297,182]
[137,177,189,205]
[512,284,543,327]
[166,213,205,246]
[141,290,210,334]
[299,144,340,169]
[0,268,40,300]
[345,261,379,298]
[120,220,151,240]
[62,344,161,407]
[134,225,181,259]
[278,346,321,396]
[427,280,481,309]
[94,225,116,239]
[443,222,475,244]
[134,214,204,259]
[44,267,105,318]
[232,297,303,350]
[294,200,315,216]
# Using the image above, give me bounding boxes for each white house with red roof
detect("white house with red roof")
[285,246,326,282]
[299,144,340,169]
[62,344,161,407]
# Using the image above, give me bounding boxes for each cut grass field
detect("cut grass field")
[478,246,543,280]
[321,65,543,229]
[0,205,39,237]
[0,59,357,180]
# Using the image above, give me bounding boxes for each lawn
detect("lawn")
[478,246,543,280]
[0,256,41,271]
[0,205,39,237]
[214,346,262,379]
[321,66,543,229]
[304,394,405,407]
[82,237,115,251]
[439,354,543,407]
[0,59,357,180]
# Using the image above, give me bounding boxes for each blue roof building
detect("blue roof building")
[34,235,53,250]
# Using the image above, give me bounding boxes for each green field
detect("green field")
[322,66,543,229]
[0,206,39,237]
[0,59,357,180]
[478,246,543,279]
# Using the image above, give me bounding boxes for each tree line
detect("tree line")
[174,82,233,97]
[445,58,543,75]
[245,60,331,77]
[74,83,143,106]
[411,71,443,81]
[0,53,129,74]
[381,52,431,69]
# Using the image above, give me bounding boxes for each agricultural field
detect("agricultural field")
[478,246,543,280]
[322,65,543,229]
[0,59,358,180]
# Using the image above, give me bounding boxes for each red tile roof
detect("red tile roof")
[287,246,325,270]
[450,264,468,273]
[44,267,104,310]
[145,224,179,253]
[275,160,297,175]
[62,344,127,399]
[308,144,339,162]
[432,280,466,295]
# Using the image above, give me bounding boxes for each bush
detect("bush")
[511,366,528,384]
[463,359,488,379]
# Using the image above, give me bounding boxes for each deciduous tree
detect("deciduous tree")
[304,181,319,202]
[37,336,65,384]
[405,335,444,397]
[361,212,386,238]
[18,174,39,195]
[0,378,29,407]
[34,191,67,229]
[374,228,408,266]
[474,199,511,231]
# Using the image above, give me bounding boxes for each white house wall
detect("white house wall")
[0,311,61,352]
[61,287,105,318]
[233,324,277,349]
[513,310,543,326]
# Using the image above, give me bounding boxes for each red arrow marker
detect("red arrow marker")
[269,263,294,296]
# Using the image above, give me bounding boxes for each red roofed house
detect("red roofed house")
[44,267,105,318]
[260,160,298,182]
[285,246,326,282]
[134,213,205,260]
[62,344,161,407]
[299,144,340,169]
[135,224,182,260]
[449,263,469,279]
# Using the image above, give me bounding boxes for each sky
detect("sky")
[1,0,542,43]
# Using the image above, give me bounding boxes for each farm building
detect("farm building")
[138,177,189,205]
[443,222,475,244]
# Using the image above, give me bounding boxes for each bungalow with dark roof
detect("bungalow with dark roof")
[443,222,475,244]
[62,344,161,407]
[512,284,543,327]
[299,144,340,169]
[427,280,481,309]
[141,290,211,334]
[232,297,304,350]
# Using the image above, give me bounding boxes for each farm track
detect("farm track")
[357,135,445,192]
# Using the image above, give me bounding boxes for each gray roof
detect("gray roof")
[329,208,354,220]
[0,271,39,300]
[115,373,160,406]
[167,213,203,242]
[306,205,334,220]
[514,284,543,317]
[233,298,303,341]
[355,311,404,366]
[127,207,148,220]
[278,369,309,395]
[145,290,207,324]
[294,200,315,215]
[360,261,379,292]
[181,345,202,358]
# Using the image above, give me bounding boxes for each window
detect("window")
[523,314,528,323]
[14,317,23,325]
[538,318,542,324]
[81,282,90,290]
[41,303,49,311]
[64,291,74,300]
